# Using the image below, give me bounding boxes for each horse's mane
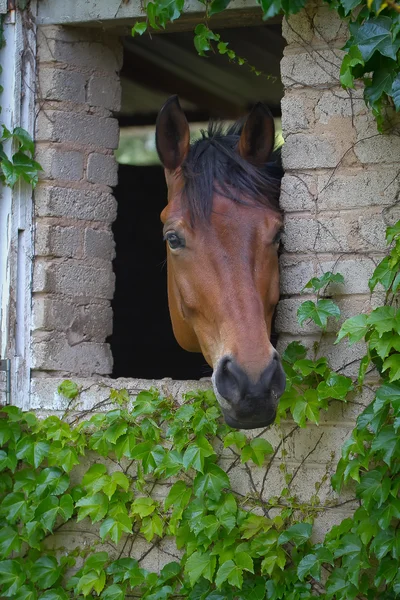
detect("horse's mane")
[181,120,283,223]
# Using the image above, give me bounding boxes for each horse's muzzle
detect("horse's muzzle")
[214,354,286,430]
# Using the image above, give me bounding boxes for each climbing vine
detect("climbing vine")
[1,221,400,599]
[0,13,42,189]
[132,0,400,126]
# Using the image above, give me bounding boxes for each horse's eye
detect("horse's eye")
[273,230,283,245]
[164,231,185,250]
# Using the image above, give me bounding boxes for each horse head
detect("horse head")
[156,96,286,429]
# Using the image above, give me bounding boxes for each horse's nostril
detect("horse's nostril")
[216,357,249,405]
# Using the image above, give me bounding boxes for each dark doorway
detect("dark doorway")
[109,164,210,379]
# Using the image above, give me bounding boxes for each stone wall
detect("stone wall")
[27,2,400,572]
[33,25,122,378]
[277,0,400,372]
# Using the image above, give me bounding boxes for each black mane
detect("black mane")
[181,121,283,223]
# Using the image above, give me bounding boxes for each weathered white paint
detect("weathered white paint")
[0,4,37,408]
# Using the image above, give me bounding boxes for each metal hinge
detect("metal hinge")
[0,359,11,405]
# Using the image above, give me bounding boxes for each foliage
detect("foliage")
[132,0,400,126]
[2,222,400,600]
[0,126,42,188]
[0,14,42,189]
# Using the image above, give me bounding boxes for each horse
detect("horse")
[155,96,286,429]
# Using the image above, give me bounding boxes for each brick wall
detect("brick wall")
[28,3,400,570]
[277,0,400,372]
[33,26,122,377]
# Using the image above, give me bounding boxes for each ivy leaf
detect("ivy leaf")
[382,354,400,382]
[14,585,37,600]
[303,272,344,292]
[0,493,27,523]
[57,380,79,400]
[59,494,74,521]
[340,0,363,16]
[259,0,282,19]
[297,299,340,329]
[369,256,396,291]
[80,554,108,579]
[0,527,20,558]
[371,425,399,465]
[76,493,109,523]
[336,314,369,344]
[100,514,132,544]
[183,436,216,473]
[38,589,68,600]
[164,481,192,511]
[367,306,397,336]
[215,560,243,589]
[240,438,273,467]
[131,497,156,518]
[223,431,247,450]
[13,127,35,155]
[77,570,106,596]
[104,422,128,445]
[35,496,60,532]
[209,0,231,16]
[278,523,312,546]
[365,68,395,111]
[282,341,307,364]
[317,373,353,400]
[33,442,50,469]
[82,464,109,494]
[392,74,400,111]
[140,513,163,541]
[235,552,254,573]
[131,22,147,36]
[351,17,400,62]
[31,556,62,589]
[193,464,230,500]
[0,559,26,594]
[185,551,216,585]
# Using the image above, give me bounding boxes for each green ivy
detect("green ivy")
[132,0,400,126]
[1,220,400,599]
[0,13,42,189]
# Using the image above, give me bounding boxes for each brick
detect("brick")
[354,130,400,164]
[33,259,115,299]
[282,132,351,170]
[317,167,400,210]
[86,153,118,186]
[36,110,119,149]
[280,173,316,212]
[87,74,121,111]
[38,68,87,103]
[31,333,112,375]
[37,26,123,72]
[281,91,318,134]
[317,333,367,377]
[316,256,377,295]
[282,10,314,45]
[281,49,343,88]
[283,212,385,253]
[275,295,373,335]
[32,296,113,342]
[84,228,115,260]
[35,223,83,258]
[35,146,84,181]
[358,214,388,251]
[34,185,117,222]
[315,89,366,125]
[279,254,315,295]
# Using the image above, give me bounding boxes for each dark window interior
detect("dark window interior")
[108,22,284,380]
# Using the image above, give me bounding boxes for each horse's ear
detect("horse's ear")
[238,103,275,166]
[156,96,190,171]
